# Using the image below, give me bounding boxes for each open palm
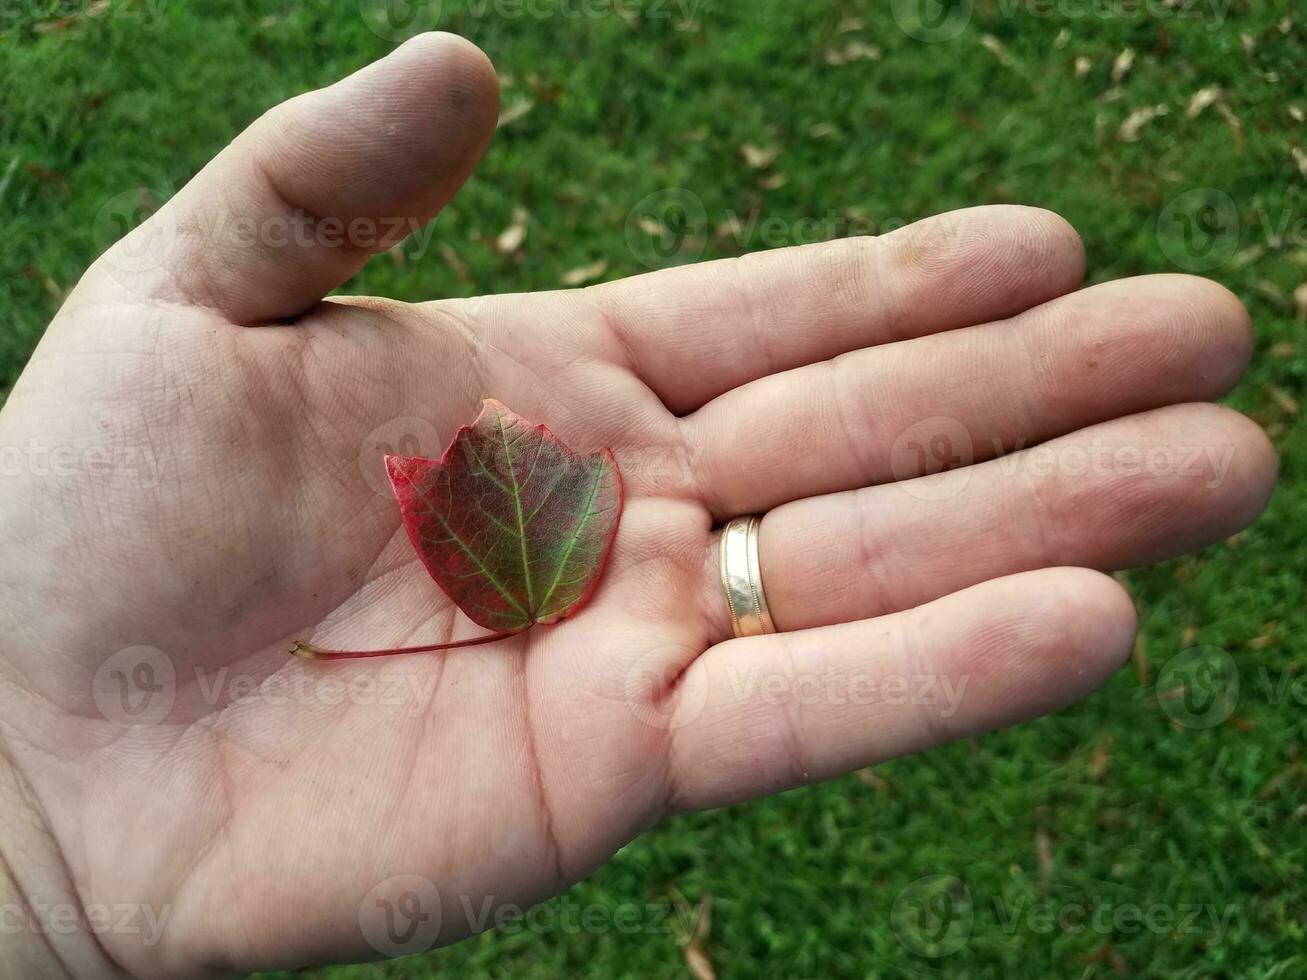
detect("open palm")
[0,35,1275,979]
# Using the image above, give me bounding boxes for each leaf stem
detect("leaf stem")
[290,630,520,661]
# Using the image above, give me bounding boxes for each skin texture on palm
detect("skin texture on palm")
[0,34,1277,979]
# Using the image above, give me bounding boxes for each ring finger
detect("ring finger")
[700,402,1276,642]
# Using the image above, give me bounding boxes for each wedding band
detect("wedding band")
[719,515,776,638]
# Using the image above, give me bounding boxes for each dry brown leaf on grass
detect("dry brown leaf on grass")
[496,208,529,255]
[857,768,890,792]
[1295,282,1307,321]
[715,214,746,243]
[979,34,1013,67]
[740,143,778,169]
[1111,47,1135,83]
[1231,245,1265,270]
[1132,633,1149,685]
[1269,385,1300,417]
[1215,103,1246,154]
[1118,104,1168,142]
[1290,105,1305,123]
[1254,280,1291,309]
[1088,737,1115,781]
[1187,86,1222,118]
[524,72,562,104]
[439,243,472,285]
[32,269,64,304]
[560,259,608,286]
[1035,827,1055,885]
[33,0,108,32]
[685,943,715,980]
[1293,146,1307,179]
[1249,622,1280,650]
[674,892,715,980]
[1074,56,1093,78]
[497,99,534,128]
[825,40,881,65]
[1086,944,1132,975]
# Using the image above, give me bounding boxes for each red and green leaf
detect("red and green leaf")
[293,400,623,660]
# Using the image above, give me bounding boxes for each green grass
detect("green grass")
[2,1,1304,976]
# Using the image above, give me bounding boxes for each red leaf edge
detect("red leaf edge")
[290,399,624,661]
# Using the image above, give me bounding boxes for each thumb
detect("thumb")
[97,32,499,323]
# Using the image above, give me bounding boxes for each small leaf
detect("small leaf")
[497,99,535,128]
[1110,47,1135,83]
[824,40,880,65]
[740,143,778,169]
[561,259,608,286]
[1117,103,1168,142]
[1187,85,1221,118]
[497,208,529,255]
[979,34,1013,67]
[387,400,623,634]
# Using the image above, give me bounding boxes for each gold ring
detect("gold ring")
[718,515,776,638]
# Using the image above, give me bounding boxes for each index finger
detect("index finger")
[590,205,1086,414]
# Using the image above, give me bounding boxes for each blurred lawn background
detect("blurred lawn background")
[2,0,1304,976]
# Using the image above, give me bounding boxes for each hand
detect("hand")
[0,33,1275,978]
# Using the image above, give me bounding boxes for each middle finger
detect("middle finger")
[686,274,1252,517]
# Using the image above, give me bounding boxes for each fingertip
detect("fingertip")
[149,31,503,321]
[1146,275,1254,395]
[1210,405,1279,520]
[1014,205,1087,287]
[971,567,1136,712]
[396,31,501,125]
[1048,567,1138,676]
[958,204,1087,289]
